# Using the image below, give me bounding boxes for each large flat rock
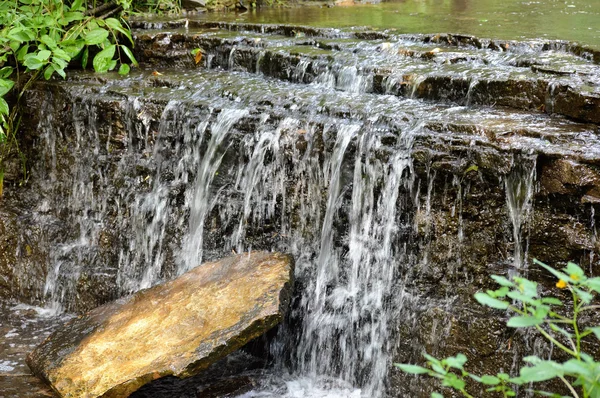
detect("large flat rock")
[26,252,294,398]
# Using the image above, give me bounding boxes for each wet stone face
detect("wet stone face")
[3,20,600,397]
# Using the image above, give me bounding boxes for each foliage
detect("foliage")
[0,0,139,193]
[396,260,600,398]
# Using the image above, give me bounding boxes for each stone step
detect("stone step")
[50,69,600,167]
[131,24,600,123]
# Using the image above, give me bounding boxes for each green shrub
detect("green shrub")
[0,0,139,193]
[396,260,600,398]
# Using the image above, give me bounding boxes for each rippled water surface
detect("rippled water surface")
[195,0,600,47]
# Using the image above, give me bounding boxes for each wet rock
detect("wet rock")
[0,206,48,303]
[131,26,600,123]
[26,252,294,398]
[540,158,600,196]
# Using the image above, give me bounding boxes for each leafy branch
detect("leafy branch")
[0,0,138,195]
[396,260,600,398]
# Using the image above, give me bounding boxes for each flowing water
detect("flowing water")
[196,0,600,47]
[3,3,600,397]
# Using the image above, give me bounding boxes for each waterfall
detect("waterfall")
[505,156,537,270]
[8,15,600,398]
[295,123,415,396]
[180,108,249,274]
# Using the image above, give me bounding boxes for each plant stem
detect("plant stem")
[534,324,578,357]
[571,288,582,359]
[558,375,580,398]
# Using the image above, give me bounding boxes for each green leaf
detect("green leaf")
[574,288,593,304]
[52,48,71,61]
[53,64,66,79]
[507,316,543,328]
[395,364,430,374]
[562,359,590,376]
[120,45,138,66]
[118,64,130,75]
[442,373,465,390]
[85,28,109,46]
[0,78,15,97]
[81,47,89,69]
[533,305,550,319]
[423,352,442,366]
[506,291,538,305]
[443,354,467,370]
[9,40,20,52]
[92,44,116,73]
[105,17,123,30]
[534,259,570,282]
[59,40,84,59]
[8,27,33,43]
[474,292,509,309]
[431,393,443,398]
[523,356,542,365]
[519,361,563,382]
[43,64,55,80]
[37,50,52,61]
[0,98,9,116]
[541,297,562,305]
[565,262,585,280]
[431,362,446,375]
[23,54,45,70]
[40,35,57,49]
[61,11,84,24]
[585,277,600,293]
[0,67,13,79]
[491,274,514,287]
[514,277,538,298]
[465,164,478,173]
[103,17,134,44]
[487,286,510,298]
[480,375,500,385]
[70,0,84,11]
[16,44,30,62]
[52,57,68,71]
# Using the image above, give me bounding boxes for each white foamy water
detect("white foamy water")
[237,376,362,398]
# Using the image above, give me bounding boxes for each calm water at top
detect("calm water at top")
[197,0,600,48]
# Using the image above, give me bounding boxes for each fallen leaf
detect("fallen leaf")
[195,51,203,65]
[152,71,163,76]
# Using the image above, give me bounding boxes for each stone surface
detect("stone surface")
[0,205,48,303]
[26,252,293,398]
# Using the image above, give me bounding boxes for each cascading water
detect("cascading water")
[10,15,600,398]
[180,108,249,273]
[505,156,537,270]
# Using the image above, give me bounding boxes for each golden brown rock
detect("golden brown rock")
[26,252,293,398]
